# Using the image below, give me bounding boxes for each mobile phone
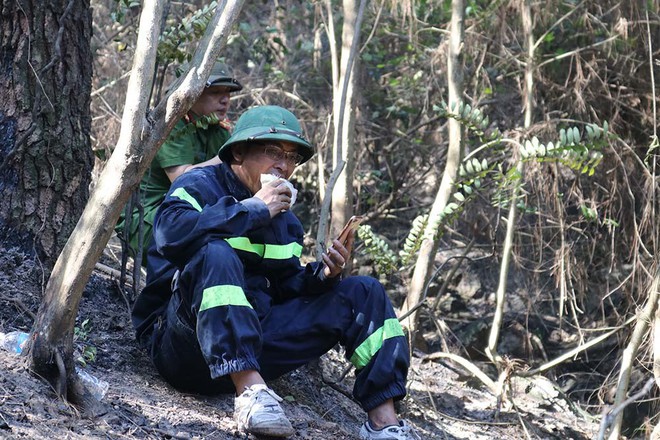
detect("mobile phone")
[334,215,364,247]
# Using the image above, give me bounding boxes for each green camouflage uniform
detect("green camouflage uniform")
[116,118,231,262]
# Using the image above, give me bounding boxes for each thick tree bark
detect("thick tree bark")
[0,0,93,269]
[30,0,245,411]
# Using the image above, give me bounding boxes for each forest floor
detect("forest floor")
[0,242,604,440]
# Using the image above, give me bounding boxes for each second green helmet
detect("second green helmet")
[207,61,242,91]
[219,105,314,164]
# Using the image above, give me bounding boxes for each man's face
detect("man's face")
[189,86,232,119]
[231,141,304,194]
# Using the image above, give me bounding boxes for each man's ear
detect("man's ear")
[231,145,245,164]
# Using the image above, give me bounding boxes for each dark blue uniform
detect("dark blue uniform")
[132,162,410,411]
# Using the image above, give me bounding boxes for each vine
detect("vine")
[166,114,221,143]
[358,102,610,276]
[158,2,219,64]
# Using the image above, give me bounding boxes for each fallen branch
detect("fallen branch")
[607,263,660,440]
[95,263,121,279]
[597,377,656,440]
[422,351,498,395]
[516,316,635,377]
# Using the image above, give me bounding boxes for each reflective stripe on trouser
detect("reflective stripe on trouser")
[150,240,262,393]
[257,275,410,411]
[148,241,409,410]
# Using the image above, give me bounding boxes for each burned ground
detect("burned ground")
[0,245,600,439]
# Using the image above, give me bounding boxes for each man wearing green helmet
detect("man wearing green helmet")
[116,61,243,265]
[132,105,420,440]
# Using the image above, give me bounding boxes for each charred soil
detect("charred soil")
[0,245,600,439]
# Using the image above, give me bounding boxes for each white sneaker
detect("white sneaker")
[359,420,422,440]
[233,384,294,437]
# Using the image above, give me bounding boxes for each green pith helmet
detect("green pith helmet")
[206,61,242,91]
[219,105,314,164]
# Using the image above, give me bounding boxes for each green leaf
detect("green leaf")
[463,103,472,119]
[572,126,581,143]
[465,159,474,174]
[586,124,594,139]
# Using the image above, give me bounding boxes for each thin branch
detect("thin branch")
[537,35,618,69]
[91,71,131,97]
[647,9,657,140]
[423,352,498,395]
[315,160,346,257]
[315,0,367,258]
[0,125,36,173]
[597,378,656,440]
[40,0,75,73]
[245,87,313,109]
[532,0,586,52]
[359,0,385,54]
[516,316,635,377]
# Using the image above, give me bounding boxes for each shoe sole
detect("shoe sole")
[248,425,295,437]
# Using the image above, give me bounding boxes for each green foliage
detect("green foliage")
[158,2,218,64]
[167,114,220,143]
[436,101,502,142]
[521,122,609,176]
[644,135,659,166]
[359,101,608,276]
[74,319,97,367]
[580,205,598,222]
[398,214,429,266]
[359,154,493,275]
[357,225,398,274]
[111,0,140,23]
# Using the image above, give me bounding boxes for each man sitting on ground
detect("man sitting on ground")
[132,105,420,440]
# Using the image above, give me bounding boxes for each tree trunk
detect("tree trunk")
[316,0,365,258]
[30,0,246,410]
[0,0,93,269]
[485,0,534,367]
[400,0,464,336]
[330,0,359,240]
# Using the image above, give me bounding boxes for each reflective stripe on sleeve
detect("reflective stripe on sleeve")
[225,237,265,256]
[225,237,303,260]
[171,187,203,212]
[263,241,303,259]
[349,318,405,369]
[199,285,253,312]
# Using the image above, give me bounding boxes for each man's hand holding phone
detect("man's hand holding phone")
[323,216,364,279]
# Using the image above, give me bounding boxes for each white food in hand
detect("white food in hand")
[260,174,298,207]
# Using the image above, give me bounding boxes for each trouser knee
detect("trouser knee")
[178,240,243,304]
[338,276,395,315]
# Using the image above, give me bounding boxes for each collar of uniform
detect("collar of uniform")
[220,162,252,201]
